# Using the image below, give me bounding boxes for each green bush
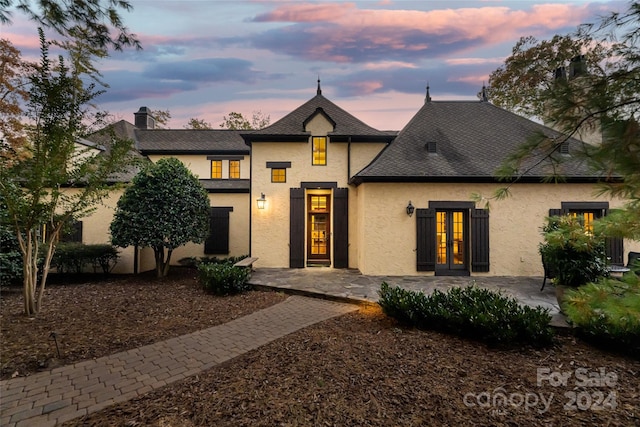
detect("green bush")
[198,262,251,295]
[378,282,554,347]
[52,243,119,274]
[539,215,608,288]
[563,275,640,357]
[1,198,23,285]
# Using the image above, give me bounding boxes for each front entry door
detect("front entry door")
[436,210,469,275]
[308,195,330,265]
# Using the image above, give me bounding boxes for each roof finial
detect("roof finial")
[478,82,488,102]
[317,76,322,96]
[425,83,431,103]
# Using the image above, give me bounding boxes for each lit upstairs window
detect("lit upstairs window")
[229,160,240,179]
[211,160,222,179]
[312,136,327,165]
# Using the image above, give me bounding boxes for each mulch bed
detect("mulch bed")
[2,269,639,426]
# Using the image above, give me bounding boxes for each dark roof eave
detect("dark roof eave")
[349,175,620,186]
[242,134,310,145]
[329,135,396,143]
[141,149,250,155]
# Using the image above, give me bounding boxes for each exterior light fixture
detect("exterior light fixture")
[257,193,266,209]
[406,201,415,217]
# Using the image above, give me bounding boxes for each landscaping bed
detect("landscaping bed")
[1,270,638,426]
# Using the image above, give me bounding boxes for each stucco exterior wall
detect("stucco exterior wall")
[356,182,640,276]
[349,143,388,175]
[65,185,249,274]
[249,114,387,269]
[170,192,250,263]
[147,154,249,180]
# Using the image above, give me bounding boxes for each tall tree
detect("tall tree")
[150,109,171,128]
[110,158,210,278]
[0,0,140,51]
[0,38,32,157]
[486,2,640,241]
[184,117,212,129]
[220,111,270,130]
[0,31,136,315]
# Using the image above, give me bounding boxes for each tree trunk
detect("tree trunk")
[154,246,165,278]
[162,249,173,277]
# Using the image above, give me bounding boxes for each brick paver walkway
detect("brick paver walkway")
[0,296,358,427]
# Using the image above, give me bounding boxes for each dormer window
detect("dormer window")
[426,141,437,153]
[312,137,327,165]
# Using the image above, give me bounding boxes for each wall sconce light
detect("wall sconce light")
[257,193,266,209]
[406,201,415,217]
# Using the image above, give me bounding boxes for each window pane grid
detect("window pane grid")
[437,212,446,264]
[211,160,222,179]
[271,168,286,183]
[229,160,240,179]
[312,137,327,165]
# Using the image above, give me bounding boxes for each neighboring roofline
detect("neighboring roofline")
[349,175,621,186]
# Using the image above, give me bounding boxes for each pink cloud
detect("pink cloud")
[255,2,595,58]
[254,2,356,22]
[364,61,417,70]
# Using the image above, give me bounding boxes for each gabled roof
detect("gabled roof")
[352,100,604,184]
[135,129,248,154]
[242,94,396,143]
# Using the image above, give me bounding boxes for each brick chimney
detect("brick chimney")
[134,107,156,129]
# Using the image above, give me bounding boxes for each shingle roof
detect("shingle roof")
[243,94,396,142]
[136,129,248,153]
[353,100,604,184]
[199,179,250,193]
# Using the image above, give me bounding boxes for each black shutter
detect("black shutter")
[549,208,562,217]
[58,220,83,243]
[416,209,435,271]
[333,188,348,268]
[205,207,232,255]
[604,208,624,265]
[471,209,490,272]
[290,188,305,268]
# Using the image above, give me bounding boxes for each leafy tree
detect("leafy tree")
[185,117,212,129]
[0,38,33,157]
[0,31,136,315]
[220,111,270,130]
[486,2,640,240]
[110,158,210,278]
[0,0,140,51]
[150,109,171,128]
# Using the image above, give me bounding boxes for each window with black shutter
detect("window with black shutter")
[204,207,233,255]
[548,202,624,265]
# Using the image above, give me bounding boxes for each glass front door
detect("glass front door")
[436,210,467,273]
[307,195,330,264]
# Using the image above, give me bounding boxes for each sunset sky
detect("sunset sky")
[2,1,626,130]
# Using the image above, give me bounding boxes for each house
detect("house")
[85,84,639,276]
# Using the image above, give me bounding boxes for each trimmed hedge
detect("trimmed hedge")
[51,243,119,274]
[378,282,554,347]
[198,261,251,295]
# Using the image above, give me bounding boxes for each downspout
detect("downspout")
[347,136,351,181]
[248,142,252,256]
